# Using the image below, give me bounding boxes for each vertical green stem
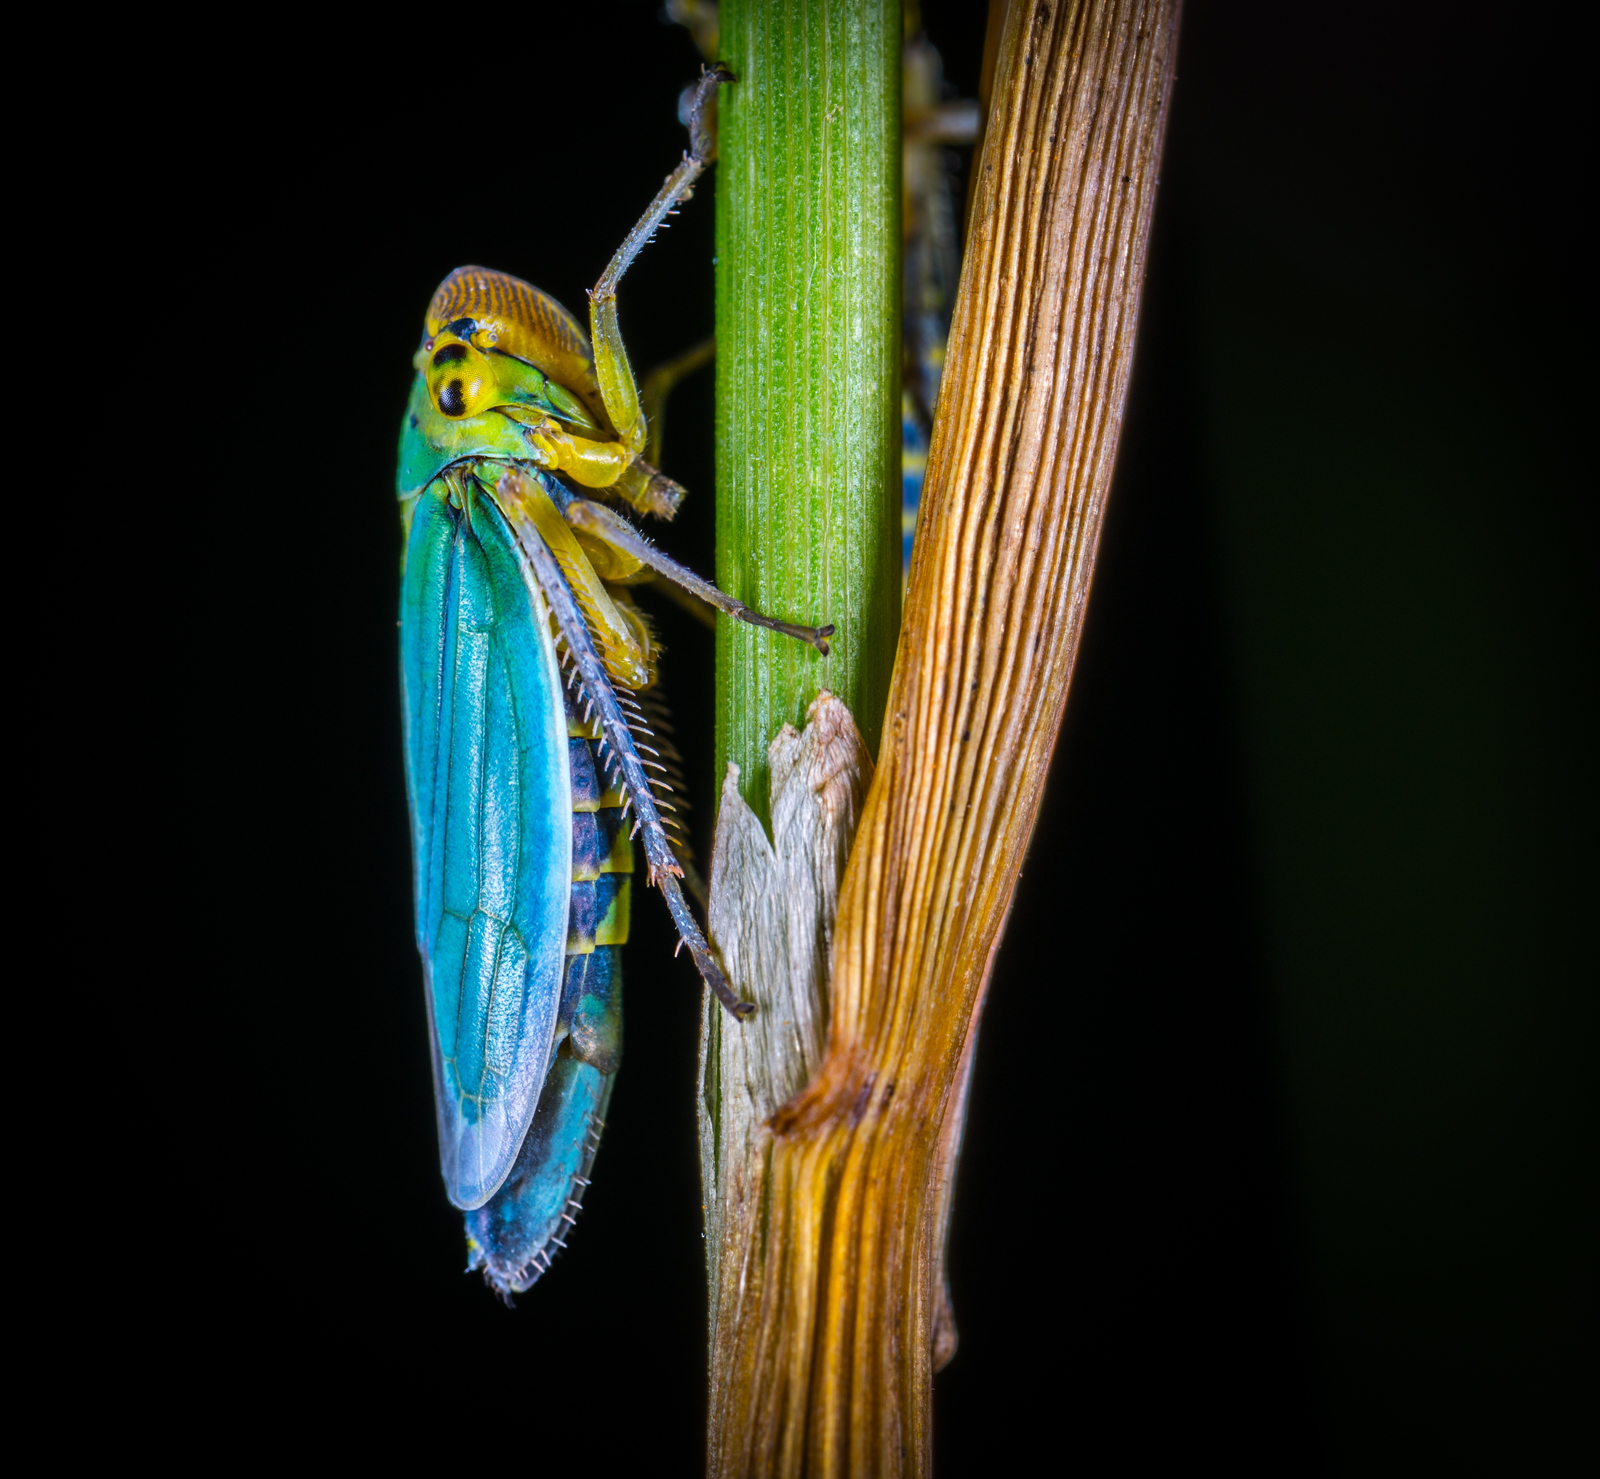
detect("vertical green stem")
[715,0,901,825]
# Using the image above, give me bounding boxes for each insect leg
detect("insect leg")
[509,496,754,1021]
[491,469,653,687]
[665,0,719,62]
[633,683,709,909]
[587,65,734,458]
[640,334,715,469]
[563,497,836,656]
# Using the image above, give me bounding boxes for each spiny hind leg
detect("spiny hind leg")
[507,489,752,1019]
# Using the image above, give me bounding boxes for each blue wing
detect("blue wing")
[400,482,572,1210]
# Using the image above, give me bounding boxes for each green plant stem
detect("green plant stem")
[715,0,902,825]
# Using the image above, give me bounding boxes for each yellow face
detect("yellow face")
[421,332,500,419]
[424,267,606,430]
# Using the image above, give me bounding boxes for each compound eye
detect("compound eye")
[426,336,495,418]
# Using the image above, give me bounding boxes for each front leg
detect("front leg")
[513,414,634,489]
[507,412,689,520]
[586,64,734,458]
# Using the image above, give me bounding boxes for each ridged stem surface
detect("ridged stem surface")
[714,0,903,825]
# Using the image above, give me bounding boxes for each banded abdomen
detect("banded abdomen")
[464,684,631,1298]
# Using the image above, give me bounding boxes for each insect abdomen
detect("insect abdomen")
[463,701,630,1298]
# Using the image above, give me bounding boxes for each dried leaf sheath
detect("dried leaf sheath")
[700,695,875,1343]
[704,2,1181,1474]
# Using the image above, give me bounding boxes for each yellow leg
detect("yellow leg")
[563,496,834,655]
[496,472,655,689]
[640,335,715,469]
[505,409,689,520]
[587,293,646,459]
[516,417,634,489]
[586,66,731,466]
[612,456,688,521]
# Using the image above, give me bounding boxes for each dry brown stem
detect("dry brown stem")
[704,3,1180,1472]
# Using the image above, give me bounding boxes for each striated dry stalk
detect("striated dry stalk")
[703,3,1181,1473]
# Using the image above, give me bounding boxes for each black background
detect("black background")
[184,2,1591,1470]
